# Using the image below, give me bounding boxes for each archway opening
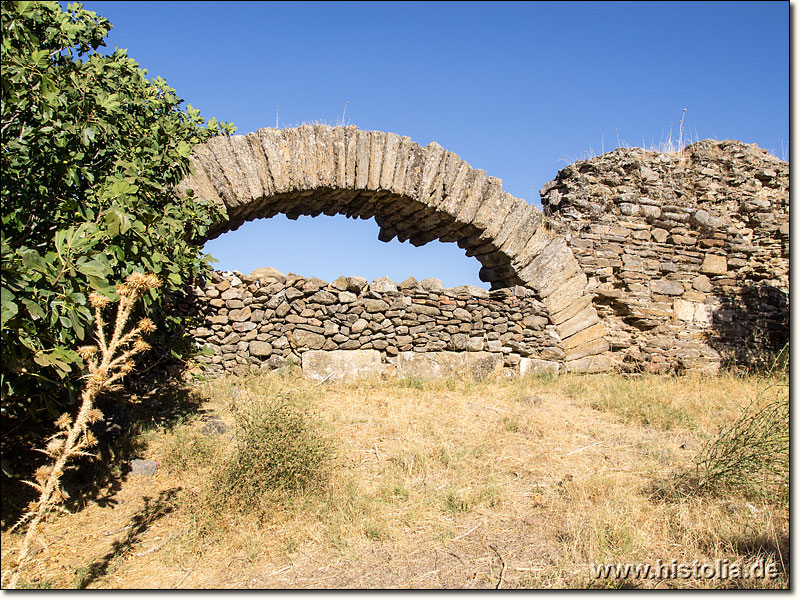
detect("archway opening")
[203,213,488,288]
[179,126,610,374]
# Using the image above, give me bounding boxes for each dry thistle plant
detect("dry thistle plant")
[2,272,161,589]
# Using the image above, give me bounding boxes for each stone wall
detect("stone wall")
[178,137,788,378]
[179,269,566,377]
[180,125,610,370]
[541,139,789,373]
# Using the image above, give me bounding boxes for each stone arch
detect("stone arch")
[178,125,611,372]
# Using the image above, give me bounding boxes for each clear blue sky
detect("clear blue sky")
[81,1,789,288]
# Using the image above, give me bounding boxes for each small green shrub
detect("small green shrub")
[363,519,388,541]
[15,578,56,589]
[210,395,333,513]
[693,377,788,503]
[444,489,470,514]
[502,415,521,432]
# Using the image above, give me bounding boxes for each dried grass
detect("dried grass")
[1,369,788,589]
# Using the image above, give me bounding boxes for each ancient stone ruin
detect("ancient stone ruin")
[541,140,788,373]
[177,126,788,378]
[180,270,563,379]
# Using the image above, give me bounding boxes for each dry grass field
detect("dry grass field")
[1,368,788,589]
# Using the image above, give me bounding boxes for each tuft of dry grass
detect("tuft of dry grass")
[560,110,702,164]
[692,376,788,502]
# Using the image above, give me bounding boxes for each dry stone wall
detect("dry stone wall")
[178,130,788,378]
[541,140,789,373]
[179,125,610,372]
[179,270,565,377]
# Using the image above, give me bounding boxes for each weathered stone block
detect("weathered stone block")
[519,357,560,376]
[370,276,398,294]
[673,299,696,322]
[363,299,389,312]
[408,303,440,316]
[392,351,503,380]
[420,278,444,292]
[302,349,384,382]
[682,290,706,303]
[651,228,669,243]
[221,288,243,301]
[650,279,685,296]
[249,340,273,357]
[486,339,502,352]
[694,303,712,324]
[564,338,609,362]
[445,285,490,299]
[398,276,419,290]
[351,318,369,333]
[251,267,286,283]
[555,305,600,339]
[309,290,337,305]
[550,295,593,325]
[692,274,713,292]
[700,254,727,275]
[228,307,252,322]
[565,353,613,373]
[285,287,304,301]
[450,333,468,351]
[466,337,485,351]
[293,329,325,350]
[562,322,605,350]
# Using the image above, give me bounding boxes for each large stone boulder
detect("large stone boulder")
[391,351,503,380]
[302,350,385,382]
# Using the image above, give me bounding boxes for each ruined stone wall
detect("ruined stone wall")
[180,270,564,376]
[541,139,789,373]
[181,125,610,371]
[179,138,787,378]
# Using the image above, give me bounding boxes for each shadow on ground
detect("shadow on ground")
[0,372,205,532]
[73,487,182,589]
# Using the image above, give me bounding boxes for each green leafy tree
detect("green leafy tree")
[1,1,234,422]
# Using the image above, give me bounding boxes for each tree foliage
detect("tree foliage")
[1,1,234,422]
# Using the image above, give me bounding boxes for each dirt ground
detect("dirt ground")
[1,371,788,589]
